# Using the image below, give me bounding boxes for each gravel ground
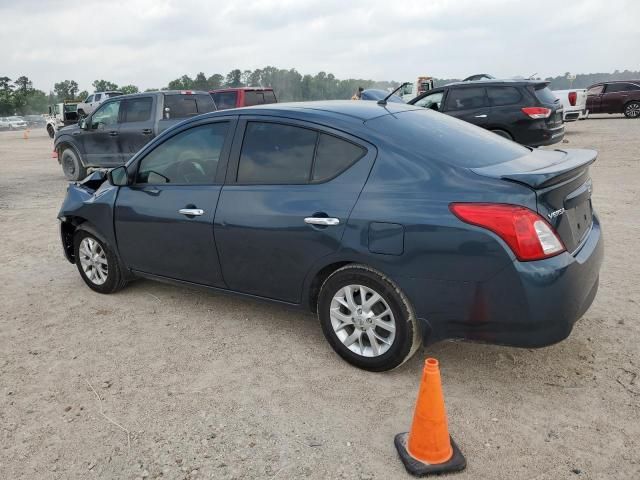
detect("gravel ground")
[0,117,639,480]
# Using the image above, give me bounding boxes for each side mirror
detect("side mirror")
[107,165,129,186]
[164,106,170,119]
[79,118,89,130]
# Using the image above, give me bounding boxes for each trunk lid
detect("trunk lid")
[471,148,597,253]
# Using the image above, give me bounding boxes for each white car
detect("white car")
[553,89,588,121]
[76,91,122,116]
[0,116,28,130]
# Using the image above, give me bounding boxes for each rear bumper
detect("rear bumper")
[407,214,603,348]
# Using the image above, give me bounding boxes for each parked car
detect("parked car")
[53,90,216,181]
[24,114,47,128]
[359,89,405,103]
[586,81,640,118]
[77,91,123,117]
[0,117,10,130]
[1,116,28,130]
[58,101,603,372]
[46,102,79,138]
[408,80,565,147]
[210,87,277,110]
[553,89,588,121]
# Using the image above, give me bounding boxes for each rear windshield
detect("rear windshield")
[164,94,216,118]
[244,91,265,106]
[211,92,238,110]
[534,85,559,105]
[367,109,529,168]
[107,92,122,98]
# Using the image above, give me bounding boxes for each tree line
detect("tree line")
[1,68,639,116]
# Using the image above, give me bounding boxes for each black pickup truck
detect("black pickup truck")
[53,90,216,180]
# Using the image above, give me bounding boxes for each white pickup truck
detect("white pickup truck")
[553,89,588,121]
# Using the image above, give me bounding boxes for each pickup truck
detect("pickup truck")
[54,90,216,180]
[210,87,277,110]
[552,89,588,121]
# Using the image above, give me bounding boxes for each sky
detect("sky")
[0,0,638,92]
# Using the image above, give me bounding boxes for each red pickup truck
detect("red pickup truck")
[210,87,277,110]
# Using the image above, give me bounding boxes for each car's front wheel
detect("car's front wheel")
[47,125,55,138]
[73,230,127,294]
[624,101,640,119]
[318,264,421,371]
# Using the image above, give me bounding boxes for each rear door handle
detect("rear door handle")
[179,208,204,216]
[474,114,488,118]
[109,131,118,136]
[304,217,340,226]
[142,128,153,135]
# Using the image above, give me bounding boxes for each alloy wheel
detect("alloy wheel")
[625,102,640,118]
[78,237,108,285]
[330,284,396,357]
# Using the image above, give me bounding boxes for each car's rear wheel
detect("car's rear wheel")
[491,129,513,140]
[61,148,87,181]
[318,264,421,371]
[624,101,640,119]
[73,230,127,294]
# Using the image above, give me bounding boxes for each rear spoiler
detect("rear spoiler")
[471,149,597,189]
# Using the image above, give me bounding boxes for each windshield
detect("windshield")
[367,108,529,168]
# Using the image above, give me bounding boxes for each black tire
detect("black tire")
[47,125,55,138]
[60,148,87,181]
[73,230,127,294]
[491,129,513,140]
[317,264,421,372]
[623,101,640,119]
[77,109,86,117]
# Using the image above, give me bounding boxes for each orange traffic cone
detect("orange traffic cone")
[394,358,466,476]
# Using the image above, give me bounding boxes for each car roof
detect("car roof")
[210,87,275,93]
[197,100,422,122]
[444,78,548,88]
[104,90,211,100]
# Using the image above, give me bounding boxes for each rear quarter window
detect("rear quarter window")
[312,134,366,182]
[367,109,529,168]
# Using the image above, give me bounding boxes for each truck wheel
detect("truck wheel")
[61,148,87,181]
[47,125,55,138]
[624,101,640,119]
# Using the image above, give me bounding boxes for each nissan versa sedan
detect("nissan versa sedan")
[58,101,603,371]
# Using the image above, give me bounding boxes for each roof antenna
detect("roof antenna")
[378,82,410,106]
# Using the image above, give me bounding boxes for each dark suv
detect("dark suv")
[408,80,564,147]
[586,81,640,118]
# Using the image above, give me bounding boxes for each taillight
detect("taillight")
[180,90,193,95]
[449,203,565,261]
[521,107,551,119]
[568,91,577,106]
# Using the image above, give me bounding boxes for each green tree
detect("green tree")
[225,69,243,87]
[167,75,194,90]
[120,84,139,94]
[207,74,224,89]
[92,79,119,92]
[193,72,209,91]
[76,90,89,101]
[54,80,79,100]
[0,76,14,115]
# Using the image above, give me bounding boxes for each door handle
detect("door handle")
[142,128,153,135]
[304,217,340,226]
[109,131,118,136]
[474,114,488,118]
[179,208,204,216]
[141,186,160,195]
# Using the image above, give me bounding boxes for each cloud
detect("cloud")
[0,0,638,92]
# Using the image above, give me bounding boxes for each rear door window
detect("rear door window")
[237,122,317,184]
[164,95,198,118]
[487,86,522,106]
[312,134,366,182]
[195,93,216,113]
[605,83,638,93]
[212,92,238,110]
[122,97,152,123]
[444,87,487,111]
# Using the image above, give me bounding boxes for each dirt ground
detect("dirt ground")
[0,117,639,480]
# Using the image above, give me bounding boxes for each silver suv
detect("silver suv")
[77,91,122,117]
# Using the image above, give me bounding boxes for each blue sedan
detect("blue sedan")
[58,101,603,371]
